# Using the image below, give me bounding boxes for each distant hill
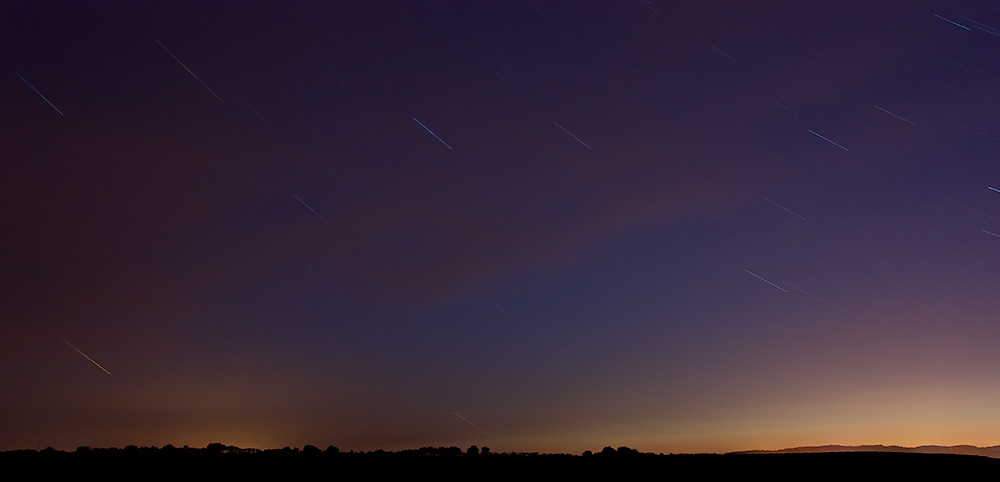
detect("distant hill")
[731,445,1000,458]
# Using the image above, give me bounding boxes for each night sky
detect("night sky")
[6,1,1000,454]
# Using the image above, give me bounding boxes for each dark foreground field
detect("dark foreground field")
[4,445,999,478]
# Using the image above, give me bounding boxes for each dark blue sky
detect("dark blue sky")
[5,1,1000,452]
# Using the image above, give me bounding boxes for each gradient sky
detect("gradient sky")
[5,0,1000,453]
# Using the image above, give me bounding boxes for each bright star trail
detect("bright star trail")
[7,1,1000,456]
[412,117,453,149]
[62,339,111,375]
[933,13,972,31]
[807,129,849,151]
[17,73,64,115]
[744,269,788,292]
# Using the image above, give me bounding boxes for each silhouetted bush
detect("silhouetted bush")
[616,446,640,456]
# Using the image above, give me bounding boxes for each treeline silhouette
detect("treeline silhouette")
[4,444,999,478]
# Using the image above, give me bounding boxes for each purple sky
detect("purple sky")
[5,1,1000,453]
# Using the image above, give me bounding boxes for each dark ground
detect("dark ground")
[4,445,998,478]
